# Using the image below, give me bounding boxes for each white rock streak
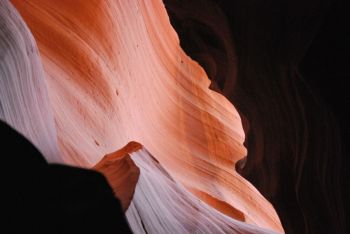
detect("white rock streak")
[0,0,60,162]
[127,149,277,234]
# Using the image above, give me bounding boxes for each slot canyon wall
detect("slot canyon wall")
[2,0,282,233]
[164,0,349,233]
[1,0,348,233]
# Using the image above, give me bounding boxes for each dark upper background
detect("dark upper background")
[164,0,349,233]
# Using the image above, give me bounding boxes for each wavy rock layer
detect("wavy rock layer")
[0,1,60,162]
[8,0,283,232]
[164,1,349,233]
[127,148,277,234]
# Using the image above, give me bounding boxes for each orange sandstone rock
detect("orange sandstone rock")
[11,0,283,232]
[93,141,141,212]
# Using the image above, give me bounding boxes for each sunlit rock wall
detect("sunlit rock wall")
[2,0,284,233]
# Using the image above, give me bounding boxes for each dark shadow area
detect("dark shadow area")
[1,120,132,233]
[164,0,350,233]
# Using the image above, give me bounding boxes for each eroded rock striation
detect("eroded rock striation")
[1,0,288,233]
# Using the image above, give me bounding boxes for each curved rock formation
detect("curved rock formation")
[3,0,285,233]
[163,0,349,233]
[0,0,60,162]
[93,141,141,212]
[127,147,278,234]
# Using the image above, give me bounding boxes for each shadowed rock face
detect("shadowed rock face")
[4,0,283,233]
[164,0,349,233]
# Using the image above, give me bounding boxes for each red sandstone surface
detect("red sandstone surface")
[10,0,284,232]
